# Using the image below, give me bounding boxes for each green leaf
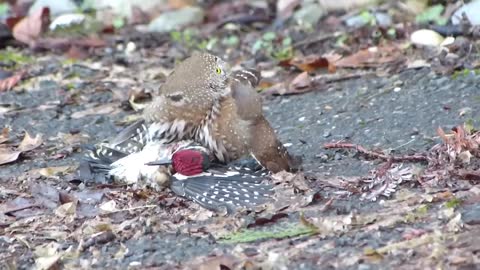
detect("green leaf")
[415,4,446,25]
[205,37,218,51]
[112,17,125,29]
[222,35,239,47]
[0,3,9,16]
[0,49,33,66]
[445,198,462,209]
[387,28,396,38]
[464,119,475,134]
[170,31,182,42]
[359,10,376,26]
[335,34,348,47]
[282,37,292,47]
[252,40,264,54]
[263,31,276,41]
[219,222,317,244]
[272,46,293,61]
[417,204,428,214]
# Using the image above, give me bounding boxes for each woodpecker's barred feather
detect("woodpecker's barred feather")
[109,119,149,147]
[230,69,261,87]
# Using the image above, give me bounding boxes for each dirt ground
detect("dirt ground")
[2,58,479,269]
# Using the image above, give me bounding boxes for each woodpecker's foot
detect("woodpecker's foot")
[227,158,263,172]
[132,166,172,192]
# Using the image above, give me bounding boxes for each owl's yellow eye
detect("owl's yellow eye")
[216,67,222,74]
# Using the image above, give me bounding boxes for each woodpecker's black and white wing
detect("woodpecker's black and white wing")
[79,119,149,179]
[170,171,273,212]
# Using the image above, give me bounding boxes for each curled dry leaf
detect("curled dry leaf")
[0,130,42,165]
[55,201,77,218]
[289,54,330,72]
[0,127,11,144]
[197,255,238,270]
[335,45,401,68]
[291,71,311,88]
[0,71,26,92]
[12,7,50,46]
[34,242,62,270]
[0,150,21,165]
[458,151,472,164]
[289,71,312,91]
[265,71,316,95]
[19,132,43,152]
[99,200,118,213]
[38,166,74,178]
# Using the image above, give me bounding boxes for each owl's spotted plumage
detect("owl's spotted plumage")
[144,52,230,125]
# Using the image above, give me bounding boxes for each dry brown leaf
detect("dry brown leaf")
[458,170,480,181]
[437,127,449,143]
[335,45,401,68]
[458,151,472,164]
[198,255,238,270]
[58,132,89,147]
[55,201,77,217]
[0,149,21,165]
[38,166,74,177]
[261,82,287,95]
[12,7,50,46]
[34,242,62,270]
[0,127,10,144]
[0,71,25,92]
[289,55,330,72]
[18,132,42,152]
[323,53,342,73]
[99,200,118,213]
[289,71,312,91]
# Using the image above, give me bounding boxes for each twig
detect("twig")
[457,170,480,181]
[102,204,158,214]
[312,71,377,85]
[324,142,428,162]
[14,235,32,249]
[293,32,341,48]
[374,232,454,254]
[1,203,40,215]
[215,14,270,28]
[80,231,115,251]
[376,158,394,178]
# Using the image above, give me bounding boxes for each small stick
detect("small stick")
[1,203,40,215]
[324,142,428,162]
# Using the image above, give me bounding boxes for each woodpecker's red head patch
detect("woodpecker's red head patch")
[172,149,209,176]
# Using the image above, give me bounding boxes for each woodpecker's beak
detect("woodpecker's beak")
[145,159,172,166]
